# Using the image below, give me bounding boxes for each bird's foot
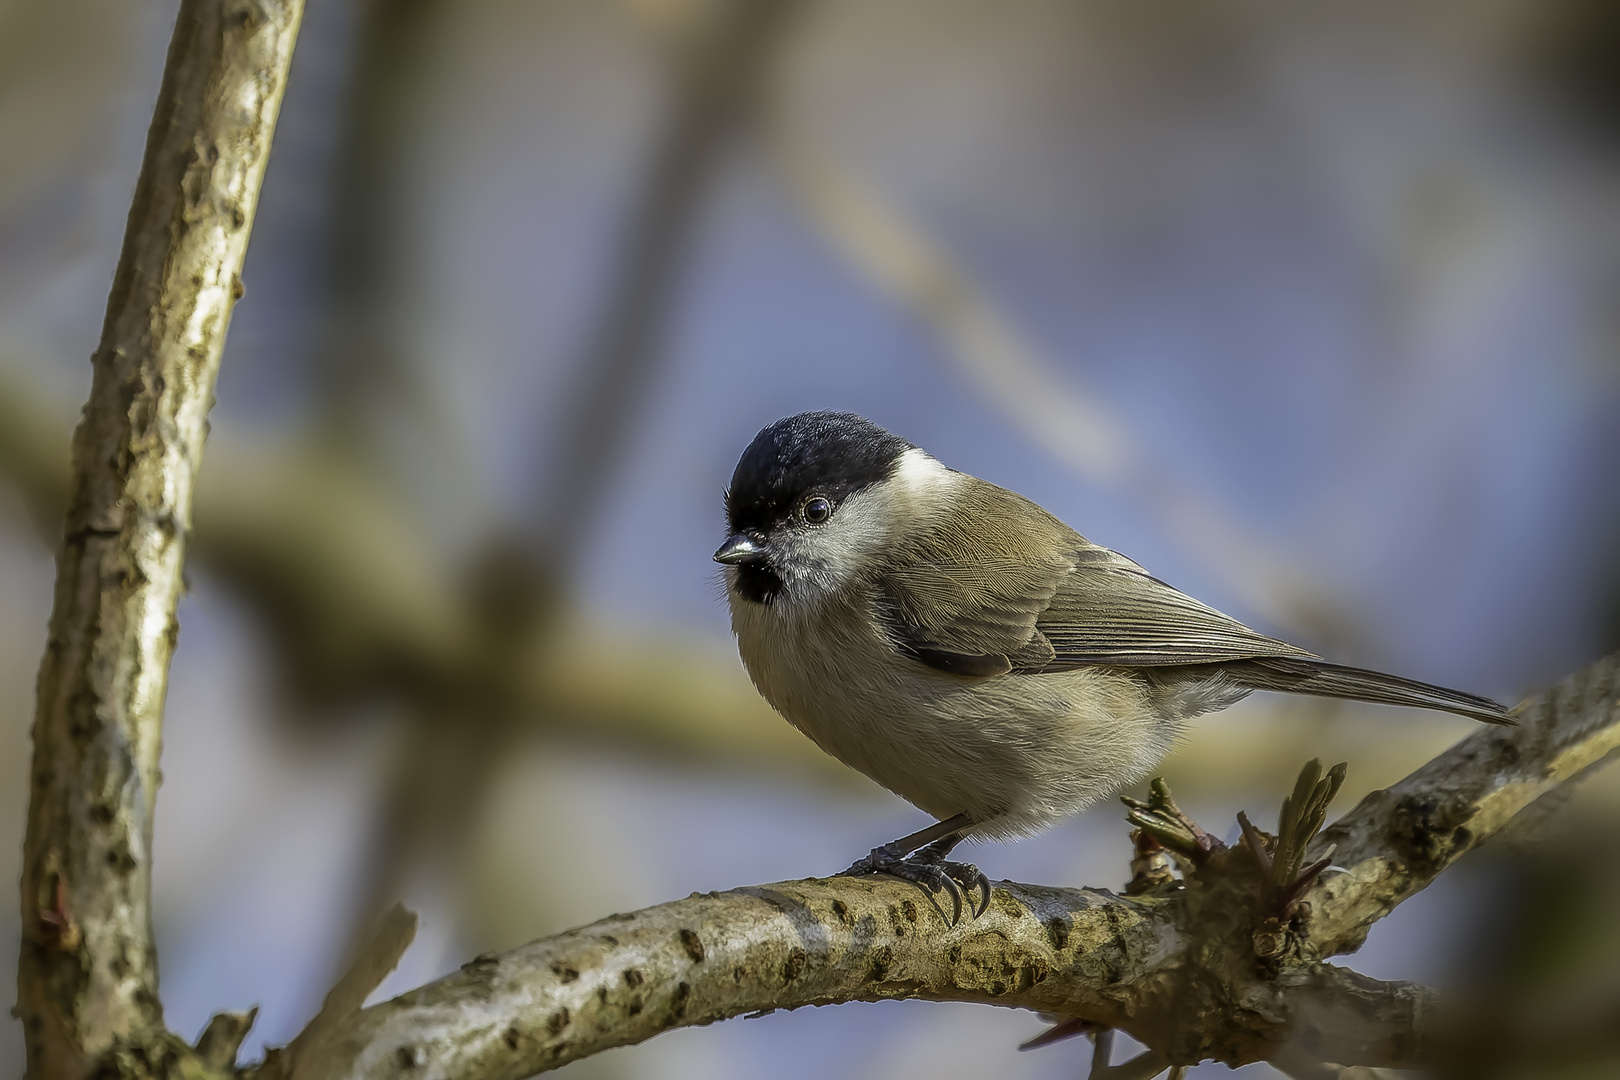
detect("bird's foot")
[839,839,991,925]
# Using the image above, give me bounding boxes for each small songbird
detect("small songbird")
[714,411,1513,919]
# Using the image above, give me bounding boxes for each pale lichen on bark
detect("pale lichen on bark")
[302,880,1173,1080]
[295,874,1428,1078]
[15,2,305,1077]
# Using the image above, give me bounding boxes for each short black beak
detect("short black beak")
[713,533,767,565]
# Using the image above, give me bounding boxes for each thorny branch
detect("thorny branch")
[14,1,304,1077]
[268,652,1618,1079]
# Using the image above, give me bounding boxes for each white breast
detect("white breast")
[725,565,1180,840]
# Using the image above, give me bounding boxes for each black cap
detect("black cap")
[725,411,912,533]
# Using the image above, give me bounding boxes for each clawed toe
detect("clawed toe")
[835,816,992,925]
[839,848,992,924]
[960,864,992,918]
[911,861,965,924]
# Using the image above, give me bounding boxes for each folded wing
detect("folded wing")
[873,482,1313,675]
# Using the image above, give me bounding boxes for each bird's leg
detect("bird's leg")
[838,813,993,923]
[840,813,969,875]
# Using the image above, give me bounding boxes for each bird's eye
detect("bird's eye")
[802,496,832,524]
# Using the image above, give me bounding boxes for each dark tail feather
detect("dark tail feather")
[1228,657,1517,726]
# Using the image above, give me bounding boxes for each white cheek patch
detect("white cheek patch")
[767,450,957,601]
[787,483,892,590]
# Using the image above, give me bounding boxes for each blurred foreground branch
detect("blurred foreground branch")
[267,651,1619,1079]
[14,2,304,1077]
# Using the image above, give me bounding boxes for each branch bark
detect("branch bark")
[14,2,304,1077]
[294,879,1429,1080]
[279,648,1620,1079]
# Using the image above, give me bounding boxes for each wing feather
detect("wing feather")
[1030,564,1316,669]
[873,481,1313,675]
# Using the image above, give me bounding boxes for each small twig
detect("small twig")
[1272,760,1347,894]
[261,904,418,1080]
[1235,811,1274,879]
[1089,1029,1116,1077]
[1230,760,1348,922]
[1018,1016,1101,1051]
[1125,830,1178,895]
[195,1008,259,1071]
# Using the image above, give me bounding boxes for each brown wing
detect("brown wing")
[1028,548,1317,669]
[875,480,1315,676]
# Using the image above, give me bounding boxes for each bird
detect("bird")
[713,410,1514,919]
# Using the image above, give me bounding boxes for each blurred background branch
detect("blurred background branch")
[765,127,1359,645]
[0,365,833,776]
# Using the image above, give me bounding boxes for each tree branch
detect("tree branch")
[276,649,1620,1079]
[291,877,1431,1080]
[1299,650,1620,958]
[14,2,304,1076]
